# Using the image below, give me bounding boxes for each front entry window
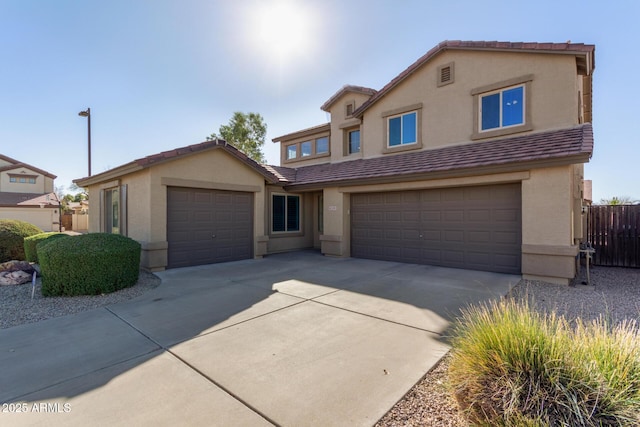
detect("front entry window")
[105,187,120,234]
[272,194,300,232]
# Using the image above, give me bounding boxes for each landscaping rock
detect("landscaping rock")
[0,270,33,286]
[0,260,35,275]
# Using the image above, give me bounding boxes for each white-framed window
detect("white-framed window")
[9,177,16,183]
[387,111,417,147]
[272,194,300,233]
[479,84,525,132]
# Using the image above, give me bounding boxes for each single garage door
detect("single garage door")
[167,187,253,268]
[351,184,521,274]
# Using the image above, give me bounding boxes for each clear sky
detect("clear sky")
[0,0,637,203]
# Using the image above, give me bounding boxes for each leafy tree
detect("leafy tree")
[599,196,639,205]
[207,112,267,163]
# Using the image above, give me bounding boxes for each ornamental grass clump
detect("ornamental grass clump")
[448,298,640,426]
[38,233,141,296]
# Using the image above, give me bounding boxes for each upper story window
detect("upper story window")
[284,136,330,162]
[9,174,37,184]
[388,111,417,147]
[287,145,297,160]
[316,137,329,154]
[471,74,533,140]
[480,85,524,131]
[381,103,423,153]
[348,129,360,154]
[301,140,312,157]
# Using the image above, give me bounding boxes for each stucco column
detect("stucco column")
[319,187,350,257]
[521,165,579,284]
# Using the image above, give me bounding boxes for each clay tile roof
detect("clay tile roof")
[263,165,296,183]
[135,139,282,183]
[76,139,282,186]
[283,124,593,189]
[321,85,377,112]
[353,40,595,118]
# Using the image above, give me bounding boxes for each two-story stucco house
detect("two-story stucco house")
[75,41,595,285]
[0,154,60,231]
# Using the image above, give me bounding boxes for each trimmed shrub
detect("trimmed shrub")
[24,232,69,263]
[0,219,43,262]
[39,233,141,296]
[448,299,640,426]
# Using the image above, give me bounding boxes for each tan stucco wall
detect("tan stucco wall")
[0,207,59,231]
[0,167,53,194]
[86,148,269,270]
[521,165,580,284]
[357,51,580,159]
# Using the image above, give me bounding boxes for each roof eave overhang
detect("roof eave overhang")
[283,153,592,192]
[272,123,331,143]
[74,144,281,187]
[73,162,144,187]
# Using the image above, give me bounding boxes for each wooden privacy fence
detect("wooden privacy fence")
[587,205,640,267]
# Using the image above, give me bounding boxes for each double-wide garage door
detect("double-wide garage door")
[351,184,521,274]
[167,187,253,269]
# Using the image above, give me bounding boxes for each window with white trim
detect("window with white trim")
[272,194,300,232]
[480,84,525,131]
[387,111,417,147]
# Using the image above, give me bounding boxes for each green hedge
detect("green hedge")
[0,219,43,262]
[39,233,141,296]
[24,232,69,263]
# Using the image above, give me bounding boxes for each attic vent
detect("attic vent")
[345,101,355,117]
[437,62,455,87]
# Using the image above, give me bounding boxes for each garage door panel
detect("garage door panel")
[495,208,519,222]
[443,210,464,222]
[469,230,491,243]
[351,184,521,274]
[167,187,253,269]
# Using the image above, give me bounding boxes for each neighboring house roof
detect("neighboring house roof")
[353,40,595,118]
[0,154,57,179]
[279,124,593,190]
[320,85,378,112]
[74,139,283,187]
[0,192,60,208]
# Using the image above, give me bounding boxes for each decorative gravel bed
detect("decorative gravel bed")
[376,266,640,426]
[0,270,161,329]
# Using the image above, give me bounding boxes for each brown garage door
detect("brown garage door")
[351,184,521,274]
[167,187,253,268]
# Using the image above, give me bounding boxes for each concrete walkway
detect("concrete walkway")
[0,251,520,426]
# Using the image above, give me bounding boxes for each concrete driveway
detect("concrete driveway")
[0,251,519,426]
